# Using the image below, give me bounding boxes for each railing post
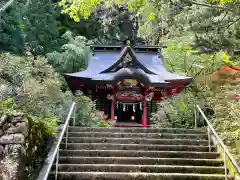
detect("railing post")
[73,106,76,126]
[55,149,59,180]
[65,124,68,149]
[208,125,211,152]
[194,107,197,129]
[224,150,227,180]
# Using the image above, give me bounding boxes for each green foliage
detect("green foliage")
[100,120,111,127]
[141,0,240,52]
[46,31,90,73]
[0,98,58,139]
[0,0,27,53]
[151,90,196,128]
[0,98,20,115]
[58,0,147,21]
[209,0,233,6]
[151,41,228,128]
[74,91,102,127]
[58,0,233,22]
[0,49,101,178]
[0,51,100,178]
[0,52,71,118]
[207,84,240,163]
[162,41,226,75]
[0,0,62,54]
[0,99,58,179]
[151,40,240,166]
[23,0,62,54]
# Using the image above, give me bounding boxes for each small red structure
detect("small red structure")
[64,44,192,127]
[212,66,240,101]
[212,66,240,83]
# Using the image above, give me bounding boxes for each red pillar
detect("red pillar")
[142,101,147,127]
[111,98,115,120]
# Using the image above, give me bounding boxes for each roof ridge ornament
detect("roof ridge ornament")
[126,40,131,46]
[122,53,133,68]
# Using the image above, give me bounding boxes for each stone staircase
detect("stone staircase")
[49,127,234,180]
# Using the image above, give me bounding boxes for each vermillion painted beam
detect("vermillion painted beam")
[111,98,115,121]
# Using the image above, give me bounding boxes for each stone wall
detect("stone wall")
[0,113,28,180]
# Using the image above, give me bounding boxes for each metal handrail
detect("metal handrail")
[37,102,76,180]
[0,0,15,13]
[196,105,240,179]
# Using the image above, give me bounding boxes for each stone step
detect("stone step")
[113,122,144,127]
[67,132,208,140]
[53,164,225,174]
[48,172,234,180]
[62,137,209,145]
[58,157,223,166]
[59,150,220,159]
[68,127,205,134]
[61,143,215,152]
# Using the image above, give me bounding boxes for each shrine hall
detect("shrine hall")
[64,43,192,127]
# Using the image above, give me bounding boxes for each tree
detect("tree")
[0,0,27,53]
[0,0,63,54]
[58,0,239,53]
[24,0,62,54]
[58,0,234,22]
[46,31,90,73]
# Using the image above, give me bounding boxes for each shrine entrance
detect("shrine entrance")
[112,79,145,125]
[115,103,143,124]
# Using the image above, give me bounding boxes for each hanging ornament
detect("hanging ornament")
[133,104,136,112]
[123,104,126,111]
[140,102,142,110]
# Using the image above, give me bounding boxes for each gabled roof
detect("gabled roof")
[101,46,154,74]
[64,45,192,89]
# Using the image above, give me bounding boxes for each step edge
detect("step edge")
[67,132,208,136]
[59,149,219,154]
[62,137,209,142]
[58,156,223,161]
[61,143,213,147]
[68,127,205,130]
[53,164,225,169]
[49,171,233,177]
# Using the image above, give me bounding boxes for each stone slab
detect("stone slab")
[0,134,24,144]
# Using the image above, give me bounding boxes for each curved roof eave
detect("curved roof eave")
[64,71,91,79]
[90,68,172,86]
[135,53,193,82]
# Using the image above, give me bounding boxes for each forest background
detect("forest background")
[0,0,240,178]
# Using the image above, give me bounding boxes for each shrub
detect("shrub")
[74,91,102,127]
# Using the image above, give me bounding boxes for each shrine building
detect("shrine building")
[64,43,192,127]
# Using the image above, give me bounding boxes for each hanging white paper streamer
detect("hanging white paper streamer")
[123,104,126,111]
[140,102,142,110]
[133,104,136,112]
[116,102,118,109]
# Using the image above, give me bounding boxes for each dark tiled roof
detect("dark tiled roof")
[64,45,192,88]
